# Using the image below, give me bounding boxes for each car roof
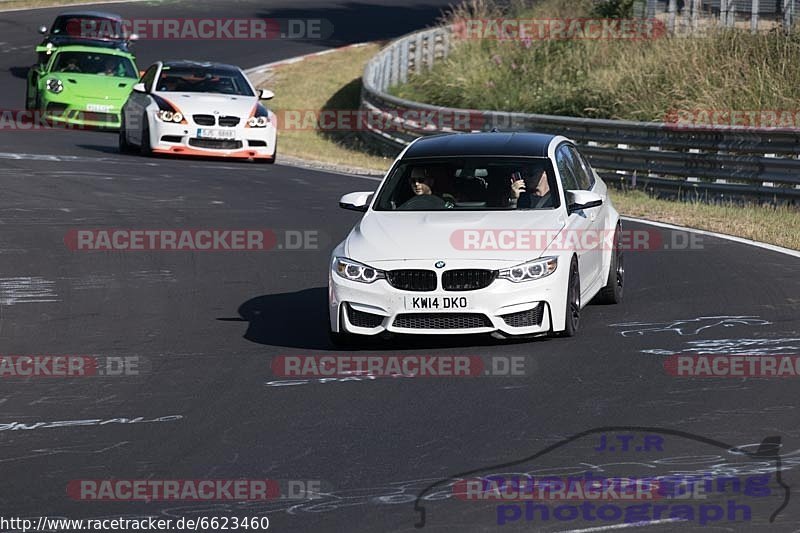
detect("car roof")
[50,44,134,56]
[55,11,122,20]
[402,132,560,159]
[160,60,242,72]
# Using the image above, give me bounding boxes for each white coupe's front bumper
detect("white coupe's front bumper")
[149,120,276,160]
[328,258,572,337]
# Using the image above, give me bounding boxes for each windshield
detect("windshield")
[373,157,560,211]
[155,67,254,96]
[51,15,125,39]
[52,51,137,78]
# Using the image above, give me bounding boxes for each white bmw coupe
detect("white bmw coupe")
[329,132,624,346]
[119,60,277,162]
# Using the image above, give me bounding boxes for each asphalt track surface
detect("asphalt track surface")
[0,1,799,532]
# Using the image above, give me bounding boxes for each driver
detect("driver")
[509,169,552,208]
[408,167,434,196]
[401,167,456,208]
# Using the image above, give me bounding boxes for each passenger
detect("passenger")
[509,169,552,208]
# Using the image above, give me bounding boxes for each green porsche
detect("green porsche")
[26,44,140,129]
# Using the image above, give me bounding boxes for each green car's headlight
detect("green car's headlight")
[498,256,558,282]
[46,78,63,94]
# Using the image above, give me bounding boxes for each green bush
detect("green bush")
[592,0,636,18]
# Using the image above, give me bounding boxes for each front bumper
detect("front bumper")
[43,96,124,129]
[329,259,571,337]
[149,120,277,160]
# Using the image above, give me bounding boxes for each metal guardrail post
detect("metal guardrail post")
[751,0,760,33]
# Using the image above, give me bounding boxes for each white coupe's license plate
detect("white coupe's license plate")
[406,296,469,310]
[86,104,111,112]
[197,128,235,140]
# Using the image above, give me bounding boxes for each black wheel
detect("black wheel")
[551,256,580,337]
[139,114,152,156]
[595,225,624,304]
[328,324,369,350]
[25,73,37,110]
[118,113,135,153]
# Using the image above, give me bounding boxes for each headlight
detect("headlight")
[156,110,183,123]
[247,116,269,128]
[46,78,63,93]
[333,257,385,284]
[498,256,558,282]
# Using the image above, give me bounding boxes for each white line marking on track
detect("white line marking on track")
[555,518,687,532]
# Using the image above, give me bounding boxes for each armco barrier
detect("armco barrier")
[360,26,800,203]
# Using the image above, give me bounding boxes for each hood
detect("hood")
[50,73,136,100]
[345,210,567,264]
[154,92,257,118]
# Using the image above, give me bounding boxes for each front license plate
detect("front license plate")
[405,296,469,310]
[197,128,235,140]
[86,104,111,112]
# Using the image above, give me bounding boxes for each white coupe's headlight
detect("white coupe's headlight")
[156,110,183,123]
[247,116,269,128]
[46,78,63,93]
[333,257,385,284]
[498,256,558,282]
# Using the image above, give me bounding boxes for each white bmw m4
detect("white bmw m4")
[329,132,624,346]
[120,60,277,161]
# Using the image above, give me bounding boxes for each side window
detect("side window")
[140,65,158,92]
[564,145,594,191]
[555,146,579,191]
[567,145,595,190]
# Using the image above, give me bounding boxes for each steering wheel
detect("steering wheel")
[398,194,448,210]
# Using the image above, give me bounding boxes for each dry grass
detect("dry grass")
[252,43,393,173]
[0,0,154,11]
[610,189,800,250]
[393,0,800,121]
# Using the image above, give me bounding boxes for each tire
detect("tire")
[551,256,580,337]
[139,114,152,156]
[595,225,624,304]
[328,307,372,349]
[25,74,37,111]
[328,323,369,350]
[118,113,135,154]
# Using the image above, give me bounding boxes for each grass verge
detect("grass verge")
[0,0,155,12]
[252,43,393,174]
[254,42,799,250]
[610,189,799,250]
[390,0,800,122]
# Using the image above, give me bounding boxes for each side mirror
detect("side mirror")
[566,190,603,214]
[38,25,48,35]
[132,82,146,93]
[339,192,373,212]
[259,88,274,100]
